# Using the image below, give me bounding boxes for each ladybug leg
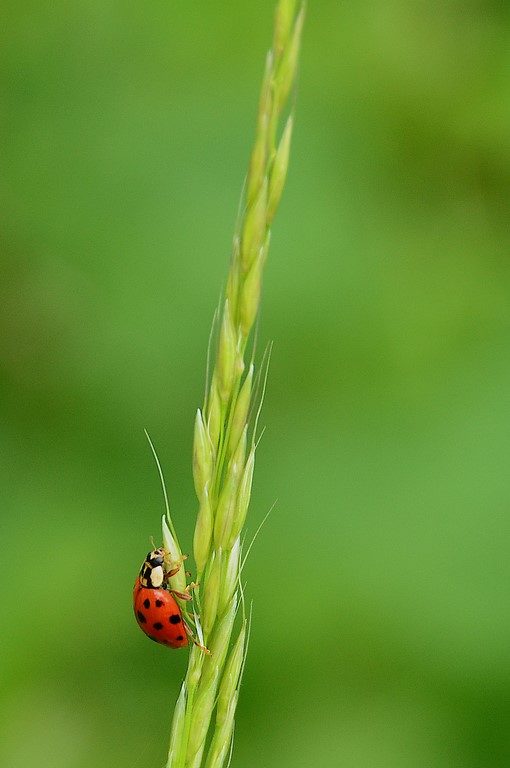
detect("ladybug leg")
[171,589,192,602]
[164,565,181,579]
[163,554,188,581]
[184,622,210,654]
[170,582,199,602]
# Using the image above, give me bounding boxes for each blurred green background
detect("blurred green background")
[2,1,510,766]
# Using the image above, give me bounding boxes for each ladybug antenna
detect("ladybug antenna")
[149,535,156,550]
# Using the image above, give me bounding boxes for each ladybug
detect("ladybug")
[133,547,190,648]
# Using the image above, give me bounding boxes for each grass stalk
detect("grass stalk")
[164,2,304,765]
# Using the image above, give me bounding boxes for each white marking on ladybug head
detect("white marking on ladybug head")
[150,565,164,588]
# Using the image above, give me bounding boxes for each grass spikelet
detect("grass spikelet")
[228,365,253,455]
[207,595,237,666]
[201,551,222,636]
[168,684,187,766]
[216,624,246,724]
[227,448,255,549]
[217,299,237,403]
[267,115,293,223]
[206,379,222,454]
[193,485,213,575]
[241,177,268,272]
[193,409,213,501]
[164,2,304,765]
[186,666,220,762]
[218,540,241,615]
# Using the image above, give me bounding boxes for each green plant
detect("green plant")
[163,2,304,765]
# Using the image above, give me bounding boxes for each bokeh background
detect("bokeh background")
[2,1,510,766]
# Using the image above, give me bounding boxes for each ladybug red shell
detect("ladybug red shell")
[133,548,188,648]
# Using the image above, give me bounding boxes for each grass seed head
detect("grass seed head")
[165,3,303,765]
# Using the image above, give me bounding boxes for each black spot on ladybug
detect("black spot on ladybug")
[137,611,147,624]
[155,599,163,607]
[176,635,184,642]
[153,622,163,630]
[143,598,150,609]
[169,614,181,624]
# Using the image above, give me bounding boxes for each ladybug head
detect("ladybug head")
[139,547,166,588]
[147,547,165,566]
